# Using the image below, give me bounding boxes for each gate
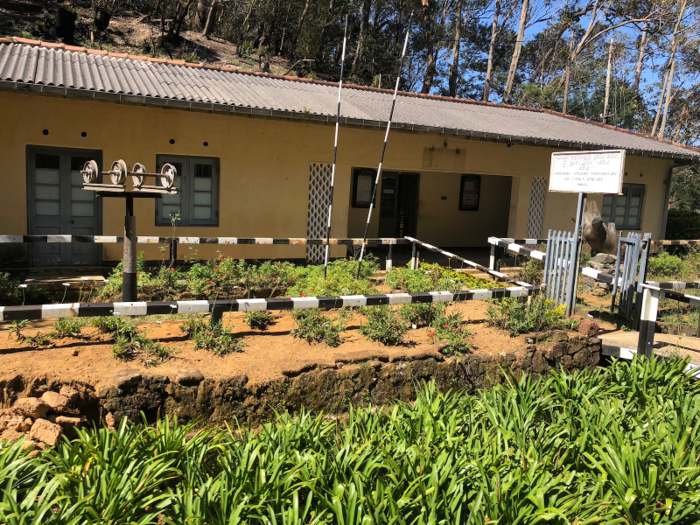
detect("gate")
[543,230,577,314]
[612,232,651,321]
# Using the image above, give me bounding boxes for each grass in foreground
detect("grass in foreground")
[1,356,699,524]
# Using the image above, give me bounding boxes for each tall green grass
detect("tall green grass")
[1,356,700,524]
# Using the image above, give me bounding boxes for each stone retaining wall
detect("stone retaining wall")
[0,326,601,450]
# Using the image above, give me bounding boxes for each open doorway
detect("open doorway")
[378,171,420,238]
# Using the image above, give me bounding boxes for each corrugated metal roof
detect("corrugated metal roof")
[1,41,698,160]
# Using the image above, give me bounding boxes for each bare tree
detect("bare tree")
[658,0,687,139]
[503,0,529,103]
[483,0,501,101]
[448,0,463,97]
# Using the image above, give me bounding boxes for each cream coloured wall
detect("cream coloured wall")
[0,91,675,263]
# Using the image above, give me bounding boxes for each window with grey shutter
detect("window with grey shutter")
[602,183,644,230]
[155,155,219,227]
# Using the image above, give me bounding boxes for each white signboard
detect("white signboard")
[549,149,625,194]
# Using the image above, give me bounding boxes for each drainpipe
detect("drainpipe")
[659,164,675,241]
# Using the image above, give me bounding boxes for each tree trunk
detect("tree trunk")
[352,0,372,74]
[290,0,312,57]
[634,22,648,92]
[603,37,614,123]
[316,0,334,65]
[483,0,500,101]
[194,0,207,30]
[448,0,463,97]
[203,0,219,37]
[651,68,670,136]
[658,0,687,139]
[236,0,259,55]
[562,31,574,114]
[503,0,529,103]
[420,0,436,94]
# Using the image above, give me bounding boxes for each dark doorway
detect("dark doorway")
[27,147,102,266]
[378,172,420,238]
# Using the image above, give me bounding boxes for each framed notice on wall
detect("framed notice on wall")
[549,150,625,195]
[459,175,481,211]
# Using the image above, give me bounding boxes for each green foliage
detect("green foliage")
[290,309,347,347]
[7,320,32,340]
[2,357,700,523]
[244,311,274,330]
[51,318,86,339]
[25,332,53,347]
[387,262,498,293]
[398,302,443,327]
[93,316,173,366]
[647,252,692,279]
[665,208,700,241]
[181,315,245,356]
[287,256,378,297]
[671,165,700,213]
[181,52,200,63]
[0,272,21,305]
[519,257,544,285]
[486,294,571,336]
[359,306,407,346]
[430,309,471,355]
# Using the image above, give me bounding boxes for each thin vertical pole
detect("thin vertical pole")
[638,287,659,358]
[323,16,348,279]
[603,37,614,123]
[566,193,585,317]
[356,16,412,279]
[411,242,417,270]
[123,196,137,302]
[386,241,394,270]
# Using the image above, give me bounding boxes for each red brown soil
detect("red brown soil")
[0,302,524,389]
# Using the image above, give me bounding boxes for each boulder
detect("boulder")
[13,398,50,419]
[48,415,82,438]
[59,385,81,403]
[41,391,70,413]
[174,368,205,385]
[0,429,25,443]
[28,419,62,447]
[578,319,600,337]
[113,369,142,389]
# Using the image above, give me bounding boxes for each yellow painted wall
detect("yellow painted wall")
[0,91,675,264]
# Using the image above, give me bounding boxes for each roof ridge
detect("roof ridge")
[1,37,698,155]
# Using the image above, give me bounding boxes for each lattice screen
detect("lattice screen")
[305,163,332,263]
[526,177,547,242]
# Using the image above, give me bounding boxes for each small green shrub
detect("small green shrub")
[399,303,443,328]
[647,252,691,279]
[182,52,201,63]
[244,311,274,330]
[93,317,173,366]
[486,295,571,336]
[182,315,245,356]
[430,309,471,355]
[359,306,407,346]
[25,332,53,347]
[51,318,86,338]
[519,258,544,285]
[291,309,347,347]
[7,320,32,340]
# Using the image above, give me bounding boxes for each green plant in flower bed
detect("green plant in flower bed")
[291,309,348,347]
[51,317,86,339]
[92,316,174,366]
[359,306,407,345]
[429,308,471,355]
[387,262,498,293]
[2,356,700,524]
[287,256,379,297]
[486,294,574,336]
[399,302,444,327]
[244,310,274,330]
[181,315,245,356]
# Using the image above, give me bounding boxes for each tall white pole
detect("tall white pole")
[356,16,412,279]
[323,16,349,278]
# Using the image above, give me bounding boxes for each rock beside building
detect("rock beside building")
[582,253,618,296]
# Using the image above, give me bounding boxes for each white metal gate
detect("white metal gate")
[543,230,577,313]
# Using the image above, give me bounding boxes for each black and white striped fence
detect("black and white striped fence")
[647,281,700,290]
[404,237,532,288]
[0,286,538,322]
[487,237,546,271]
[0,235,408,246]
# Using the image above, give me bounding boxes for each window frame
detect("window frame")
[602,183,644,231]
[459,174,481,211]
[155,155,220,227]
[352,168,377,208]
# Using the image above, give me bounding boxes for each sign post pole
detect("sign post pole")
[566,192,586,317]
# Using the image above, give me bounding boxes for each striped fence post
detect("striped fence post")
[637,286,659,359]
[386,242,394,270]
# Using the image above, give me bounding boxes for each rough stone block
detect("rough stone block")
[13,398,50,419]
[28,419,62,447]
[112,369,142,389]
[41,391,70,413]
[175,368,205,385]
[59,385,80,403]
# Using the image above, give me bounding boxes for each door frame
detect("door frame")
[26,145,103,267]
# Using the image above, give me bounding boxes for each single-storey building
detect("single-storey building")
[1,38,699,267]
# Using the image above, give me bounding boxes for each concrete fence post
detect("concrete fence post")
[637,287,659,359]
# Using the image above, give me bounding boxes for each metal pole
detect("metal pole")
[356,15,412,279]
[637,287,659,358]
[123,196,137,302]
[323,16,348,279]
[566,193,585,317]
[386,241,394,270]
